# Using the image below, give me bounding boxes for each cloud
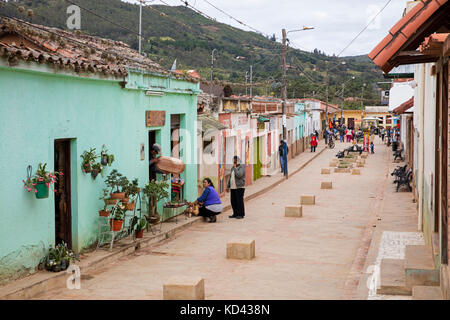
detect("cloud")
[122,0,407,56]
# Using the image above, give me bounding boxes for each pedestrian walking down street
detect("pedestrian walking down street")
[310,134,318,152]
[314,129,319,140]
[195,178,222,223]
[345,129,352,143]
[370,142,375,154]
[281,140,289,178]
[227,156,246,219]
[324,129,328,145]
[278,142,285,173]
[339,126,345,143]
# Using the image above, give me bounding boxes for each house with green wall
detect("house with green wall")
[0,18,200,284]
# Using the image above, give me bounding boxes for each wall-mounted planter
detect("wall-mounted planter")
[135,230,144,238]
[99,210,110,217]
[125,202,135,211]
[35,182,49,199]
[91,169,99,180]
[83,163,92,173]
[104,198,117,206]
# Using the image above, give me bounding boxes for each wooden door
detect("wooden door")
[54,140,72,249]
[442,63,449,264]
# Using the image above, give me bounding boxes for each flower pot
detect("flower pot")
[99,209,110,217]
[120,197,130,203]
[91,169,99,180]
[135,230,144,238]
[52,264,61,272]
[104,198,117,206]
[110,192,125,199]
[83,163,92,173]
[61,259,70,271]
[125,202,135,211]
[101,155,108,166]
[109,219,123,232]
[35,182,49,199]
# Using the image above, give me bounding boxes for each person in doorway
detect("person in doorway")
[195,178,222,223]
[310,134,318,152]
[149,143,169,178]
[227,156,246,219]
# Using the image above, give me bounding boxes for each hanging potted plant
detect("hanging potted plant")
[23,163,62,199]
[109,205,126,232]
[80,148,98,173]
[105,169,126,199]
[143,179,169,223]
[100,145,115,167]
[134,217,148,238]
[124,178,139,211]
[91,162,103,180]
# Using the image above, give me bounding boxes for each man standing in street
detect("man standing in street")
[281,140,289,178]
[227,156,246,219]
[278,142,285,173]
[324,128,328,145]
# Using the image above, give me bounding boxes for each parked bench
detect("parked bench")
[395,167,412,192]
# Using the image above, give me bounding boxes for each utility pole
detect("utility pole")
[245,71,249,96]
[250,65,253,99]
[210,49,217,102]
[361,83,366,120]
[138,0,142,56]
[341,83,344,126]
[281,28,287,140]
[325,61,329,131]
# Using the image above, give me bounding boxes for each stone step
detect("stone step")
[405,245,440,287]
[377,259,412,296]
[412,286,443,300]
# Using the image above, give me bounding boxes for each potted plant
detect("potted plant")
[91,162,103,180]
[45,242,78,272]
[124,178,139,211]
[143,179,169,223]
[99,189,112,216]
[100,145,115,166]
[80,148,98,173]
[23,163,62,199]
[105,169,126,199]
[134,217,148,238]
[109,205,126,232]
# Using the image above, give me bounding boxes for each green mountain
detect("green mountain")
[0,0,387,107]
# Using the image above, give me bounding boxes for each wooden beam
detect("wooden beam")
[444,34,450,56]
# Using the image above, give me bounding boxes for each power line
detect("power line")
[336,0,392,57]
[63,0,140,36]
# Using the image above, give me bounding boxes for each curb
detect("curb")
[0,146,326,299]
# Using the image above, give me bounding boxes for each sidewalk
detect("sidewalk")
[352,143,421,300]
[0,140,326,299]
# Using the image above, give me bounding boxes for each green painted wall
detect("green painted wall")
[0,63,198,283]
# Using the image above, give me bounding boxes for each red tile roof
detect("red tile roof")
[369,0,449,73]
[0,17,199,82]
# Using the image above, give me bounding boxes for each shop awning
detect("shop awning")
[368,0,450,73]
[393,97,414,115]
[197,114,228,135]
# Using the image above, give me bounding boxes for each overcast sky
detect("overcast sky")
[124,0,407,56]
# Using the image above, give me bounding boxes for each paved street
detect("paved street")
[34,138,397,300]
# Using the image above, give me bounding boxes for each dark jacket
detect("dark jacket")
[227,164,246,189]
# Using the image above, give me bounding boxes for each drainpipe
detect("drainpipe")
[418,64,425,232]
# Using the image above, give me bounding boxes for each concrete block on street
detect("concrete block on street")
[227,239,255,260]
[300,195,316,205]
[334,168,350,173]
[321,168,331,174]
[163,276,205,300]
[321,181,332,189]
[352,169,361,175]
[285,205,303,217]
[329,161,338,167]
[361,154,368,159]
[356,162,364,168]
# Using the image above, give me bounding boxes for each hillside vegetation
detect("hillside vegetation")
[1,0,388,107]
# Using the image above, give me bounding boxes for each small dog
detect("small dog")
[185,202,199,218]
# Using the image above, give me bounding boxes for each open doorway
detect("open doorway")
[54,139,72,249]
[149,130,157,182]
